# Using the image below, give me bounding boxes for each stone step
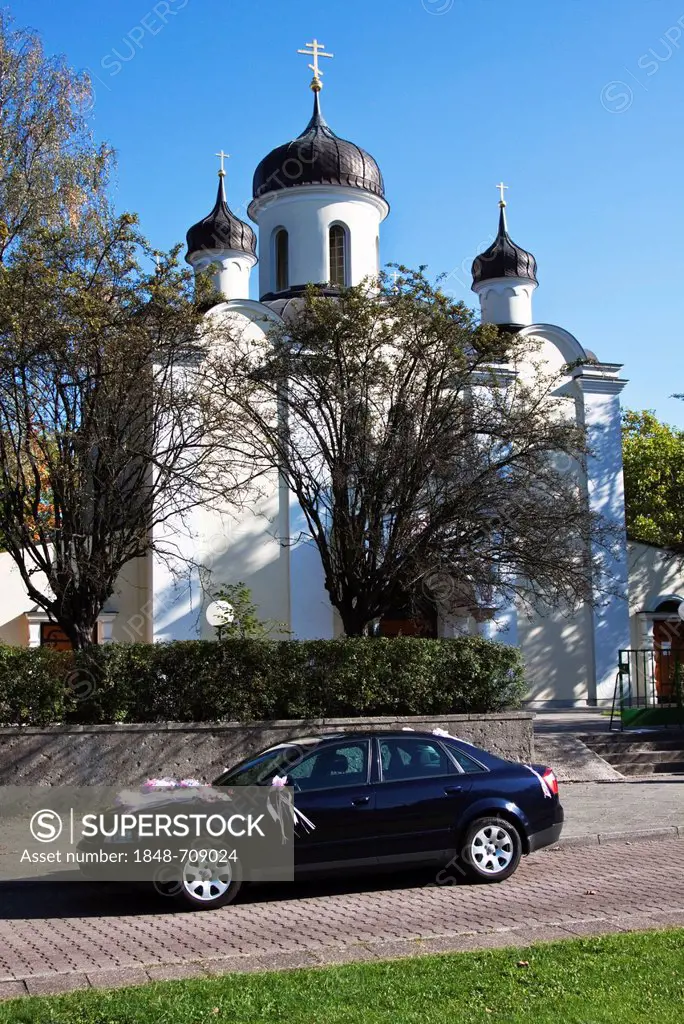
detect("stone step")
[617,760,684,776]
[589,741,684,756]
[581,734,684,754]
[601,749,684,765]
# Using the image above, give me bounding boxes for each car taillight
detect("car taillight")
[542,768,559,796]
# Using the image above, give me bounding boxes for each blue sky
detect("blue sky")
[18,0,684,425]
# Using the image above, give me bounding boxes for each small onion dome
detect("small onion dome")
[186,174,256,263]
[252,91,385,201]
[471,205,538,287]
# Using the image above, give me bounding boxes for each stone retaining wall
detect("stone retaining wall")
[0,713,534,786]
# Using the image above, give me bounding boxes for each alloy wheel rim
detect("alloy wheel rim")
[182,856,233,902]
[470,825,514,874]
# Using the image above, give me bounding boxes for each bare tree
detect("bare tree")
[218,270,617,636]
[0,212,249,648]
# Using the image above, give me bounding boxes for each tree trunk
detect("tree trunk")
[61,617,98,651]
[337,602,376,637]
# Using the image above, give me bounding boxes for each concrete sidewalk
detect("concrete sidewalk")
[559,778,684,844]
[533,710,613,734]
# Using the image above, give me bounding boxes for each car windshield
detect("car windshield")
[212,745,310,787]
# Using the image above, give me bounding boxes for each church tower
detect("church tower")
[248,40,389,302]
[471,187,538,329]
[185,154,257,301]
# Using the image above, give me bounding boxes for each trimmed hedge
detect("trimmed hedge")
[0,638,525,727]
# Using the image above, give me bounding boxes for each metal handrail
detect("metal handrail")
[615,648,684,729]
[609,669,623,732]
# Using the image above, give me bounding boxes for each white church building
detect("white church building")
[1,45,682,709]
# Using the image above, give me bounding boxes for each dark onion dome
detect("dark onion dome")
[186,174,257,263]
[252,91,385,201]
[471,205,538,287]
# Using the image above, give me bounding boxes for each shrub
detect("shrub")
[0,637,525,727]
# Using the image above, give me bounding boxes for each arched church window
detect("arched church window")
[329,224,348,287]
[274,228,289,292]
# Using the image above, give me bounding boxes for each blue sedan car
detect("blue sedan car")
[191,729,563,911]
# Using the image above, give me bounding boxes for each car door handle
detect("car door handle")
[351,796,370,807]
[443,785,463,795]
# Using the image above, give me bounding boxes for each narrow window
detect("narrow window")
[274,228,289,292]
[329,224,347,287]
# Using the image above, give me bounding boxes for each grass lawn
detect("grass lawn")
[1,929,683,1023]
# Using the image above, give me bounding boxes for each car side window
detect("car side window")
[288,742,369,790]
[379,737,454,782]
[448,746,487,774]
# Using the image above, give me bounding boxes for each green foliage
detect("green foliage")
[0,645,72,726]
[0,11,112,263]
[212,582,291,638]
[0,637,525,726]
[622,410,684,552]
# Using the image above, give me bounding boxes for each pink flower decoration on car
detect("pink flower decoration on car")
[140,778,204,793]
[271,775,288,787]
[141,778,177,792]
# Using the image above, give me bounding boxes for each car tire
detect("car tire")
[460,816,522,884]
[154,850,243,911]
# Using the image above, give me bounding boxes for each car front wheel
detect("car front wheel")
[178,850,243,910]
[154,849,243,911]
[461,816,522,883]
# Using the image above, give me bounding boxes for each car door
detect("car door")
[288,739,378,871]
[372,736,472,865]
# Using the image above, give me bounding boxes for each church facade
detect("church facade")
[0,48,682,709]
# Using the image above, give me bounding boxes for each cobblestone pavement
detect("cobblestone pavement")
[1,838,683,1000]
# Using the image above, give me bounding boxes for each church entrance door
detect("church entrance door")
[653,619,684,701]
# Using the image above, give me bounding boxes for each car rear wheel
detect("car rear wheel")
[461,816,522,883]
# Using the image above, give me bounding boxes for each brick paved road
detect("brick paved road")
[1,838,683,999]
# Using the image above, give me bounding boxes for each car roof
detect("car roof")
[280,729,476,745]
[277,729,511,768]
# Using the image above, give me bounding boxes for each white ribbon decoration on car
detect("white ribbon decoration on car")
[431,727,469,743]
[524,764,553,798]
[267,776,316,842]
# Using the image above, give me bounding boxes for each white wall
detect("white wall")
[474,277,535,327]
[0,550,150,647]
[518,603,594,707]
[249,186,388,297]
[287,496,336,639]
[0,552,44,645]
[188,249,256,302]
[628,541,684,648]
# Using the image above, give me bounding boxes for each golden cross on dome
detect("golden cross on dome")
[298,38,334,91]
[496,181,509,207]
[215,150,230,177]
